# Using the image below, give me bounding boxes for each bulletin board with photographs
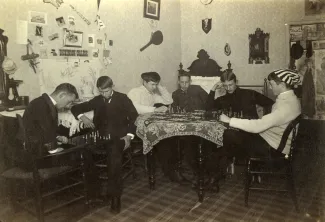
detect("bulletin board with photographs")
[288,21,325,120]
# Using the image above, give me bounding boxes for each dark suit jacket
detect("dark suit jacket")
[23,93,58,156]
[172,85,208,112]
[206,88,274,119]
[71,91,138,138]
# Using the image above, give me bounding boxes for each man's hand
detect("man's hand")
[56,136,68,144]
[156,84,165,96]
[211,82,224,91]
[219,114,231,123]
[80,115,95,129]
[211,82,226,98]
[154,106,168,113]
[120,135,132,150]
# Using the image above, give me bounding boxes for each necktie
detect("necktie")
[104,97,111,103]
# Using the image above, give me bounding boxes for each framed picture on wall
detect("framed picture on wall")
[305,0,325,16]
[143,0,161,20]
[28,11,47,25]
[63,29,83,48]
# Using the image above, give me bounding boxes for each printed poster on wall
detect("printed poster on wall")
[314,50,325,119]
[38,59,101,101]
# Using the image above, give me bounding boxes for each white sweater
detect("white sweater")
[127,85,173,114]
[229,90,301,155]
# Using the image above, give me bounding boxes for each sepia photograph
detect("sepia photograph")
[63,29,83,47]
[28,11,47,25]
[143,0,160,20]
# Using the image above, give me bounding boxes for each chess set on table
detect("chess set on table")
[68,130,111,147]
[152,108,246,122]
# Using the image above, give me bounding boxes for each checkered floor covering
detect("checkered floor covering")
[0,151,324,222]
[79,153,325,222]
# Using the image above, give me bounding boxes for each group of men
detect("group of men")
[14,68,301,214]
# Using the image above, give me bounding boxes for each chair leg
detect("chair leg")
[81,152,91,206]
[245,160,252,207]
[144,155,148,174]
[34,180,44,222]
[287,166,299,212]
[8,180,19,212]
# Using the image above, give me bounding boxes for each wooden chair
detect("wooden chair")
[1,114,91,222]
[88,133,137,197]
[245,115,302,212]
[130,136,148,175]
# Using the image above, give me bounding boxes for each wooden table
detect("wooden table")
[135,111,226,202]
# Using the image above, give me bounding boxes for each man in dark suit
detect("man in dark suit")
[206,70,274,118]
[71,76,138,214]
[172,72,208,112]
[172,72,209,183]
[18,83,78,167]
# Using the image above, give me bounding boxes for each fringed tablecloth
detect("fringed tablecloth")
[135,112,226,154]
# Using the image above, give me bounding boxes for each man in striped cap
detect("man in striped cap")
[219,69,301,160]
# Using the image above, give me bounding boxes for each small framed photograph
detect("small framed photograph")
[28,11,47,25]
[63,29,83,48]
[143,0,160,20]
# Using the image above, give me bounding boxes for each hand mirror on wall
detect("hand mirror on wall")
[140,30,163,52]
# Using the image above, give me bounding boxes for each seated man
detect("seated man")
[172,72,208,112]
[127,72,181,182]
[15,83,79,169]
[71,76,138,214]
[220,69,301,160]
[206,70,274,118]
[172,73,209,180]
[127,72,173,113]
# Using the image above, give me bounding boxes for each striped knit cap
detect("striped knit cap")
[271,69,301,86]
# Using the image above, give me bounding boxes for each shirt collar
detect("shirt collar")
[278,90,294,99]
[49,95,57,105]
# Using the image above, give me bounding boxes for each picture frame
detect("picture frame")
[28,11,47,25]
[63,29,83,48]
[143,0,160,20]
[305,0,325,16]
[248,28,270,64]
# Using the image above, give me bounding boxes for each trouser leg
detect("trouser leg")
[106,138,124,198]
[156,138,178,175]
[223,129,282,159]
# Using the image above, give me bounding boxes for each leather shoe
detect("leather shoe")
[110,197,121,214]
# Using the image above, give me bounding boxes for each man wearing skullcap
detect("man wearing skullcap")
[127,72,173,114]
[220,69,301,159]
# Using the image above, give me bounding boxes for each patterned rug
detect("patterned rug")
[0,151,324,222]
[79,153,325,222]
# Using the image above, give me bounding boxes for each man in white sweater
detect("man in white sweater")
[220,69,301,158]
[128,72,181,182]
[127,72,173,114]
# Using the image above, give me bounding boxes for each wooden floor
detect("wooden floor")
[0,148,324,222]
